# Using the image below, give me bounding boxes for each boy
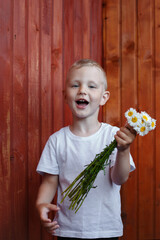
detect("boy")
[36,59,136,240]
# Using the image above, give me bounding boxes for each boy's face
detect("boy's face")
[65,66,110,120]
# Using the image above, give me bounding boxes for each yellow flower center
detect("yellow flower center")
[140,126,146,132]
[143,115,148,121]
[151,122,155,127]
[132,117,138,123]
[128,111,133,117]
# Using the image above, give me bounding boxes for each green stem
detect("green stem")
[61,139,117,212]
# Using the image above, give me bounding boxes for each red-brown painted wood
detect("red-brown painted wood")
[52,0,63,133]
[103,0,159,239]
[102,0,121,127]
[0,1,160,239]
[121,0,138,239]
[11,0,28,239]
[155,1,160,238]
[63,0,74,127]
[0,1,12,239]
[40,1,53,239]
[74,0,83,61]
[28,0,41,239]
[137,0,155,239]
[82,0,91,59]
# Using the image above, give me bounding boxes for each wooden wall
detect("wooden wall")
[0,1,102,240]
[0,0,159,240]
[103,0,160,239]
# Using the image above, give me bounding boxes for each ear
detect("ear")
[100,91,110,106]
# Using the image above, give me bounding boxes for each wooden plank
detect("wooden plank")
[63,0,74,126]
[102,0,121,127]
[40,0,52,147]
[11,0,28,239]
[120,0,138,239]
[82,0,91,59]
[52,0,63,133]
[155,0,160,238]
[0,0,12,239]
[74,0,83,61]
[90,0,102,64]
[40,0,53,239]
[28,0,41,239]
[137,0,155,239]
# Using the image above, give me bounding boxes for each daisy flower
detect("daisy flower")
[135,123,149,136]
[149,118,156,130]
[125,108,137,119]
[141,111,151,124]
[127,113,141,128]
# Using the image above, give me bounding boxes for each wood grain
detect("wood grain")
[103,0,159,239]
[12,0,28,239]
[121,0,138,239]
[63,0,74,127]
[0,1,159,239]
[137,0,155,238]
[155,0,160,238]
[40,0,53,239]
[52,0,64,132]
[82,0,91,58]
[102,0,121,127]
[28,0,41,239]
[0,1,12,239]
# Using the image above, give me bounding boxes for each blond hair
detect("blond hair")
[66,59,107,89]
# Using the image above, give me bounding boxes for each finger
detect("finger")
[40,208,52,223]
[48,227,59,235]
[115,134,128,146]
[47,204,60,212]
[124,123,137,135]
[47,222,59,231]
[40,204,60,222]
[40,211,51,223]
[116,127,136,142]
[119,126,131,135]
[43,221,60,234]
[116,132,133,146]
[43,220,59,228]
[115,129,129,141]
[115,135,130,151]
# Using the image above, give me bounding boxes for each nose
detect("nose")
[78,84,87,95]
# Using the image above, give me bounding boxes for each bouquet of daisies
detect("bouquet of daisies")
[61,108,156,213]
[125,108,156,136]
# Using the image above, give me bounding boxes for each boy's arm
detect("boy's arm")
[110,126,136,185]
[36,173,60,234]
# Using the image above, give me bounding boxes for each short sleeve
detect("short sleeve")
[36,136,59,175]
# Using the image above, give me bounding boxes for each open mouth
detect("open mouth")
[76,99,89,108]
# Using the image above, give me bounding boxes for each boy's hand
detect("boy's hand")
[115,124,136,151]
[37,203,60,234]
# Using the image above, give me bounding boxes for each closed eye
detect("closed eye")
[89,85,96,88]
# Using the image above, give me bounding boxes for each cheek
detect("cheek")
[90,92,103,102]
[65,90,74,101]
[65,92,76,107]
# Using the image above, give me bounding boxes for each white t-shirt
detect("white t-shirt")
[37,123,135,238]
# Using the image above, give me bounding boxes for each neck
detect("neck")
[70,116,101,137]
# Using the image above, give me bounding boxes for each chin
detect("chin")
[73,112,88,119]
[75,114,87,119]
